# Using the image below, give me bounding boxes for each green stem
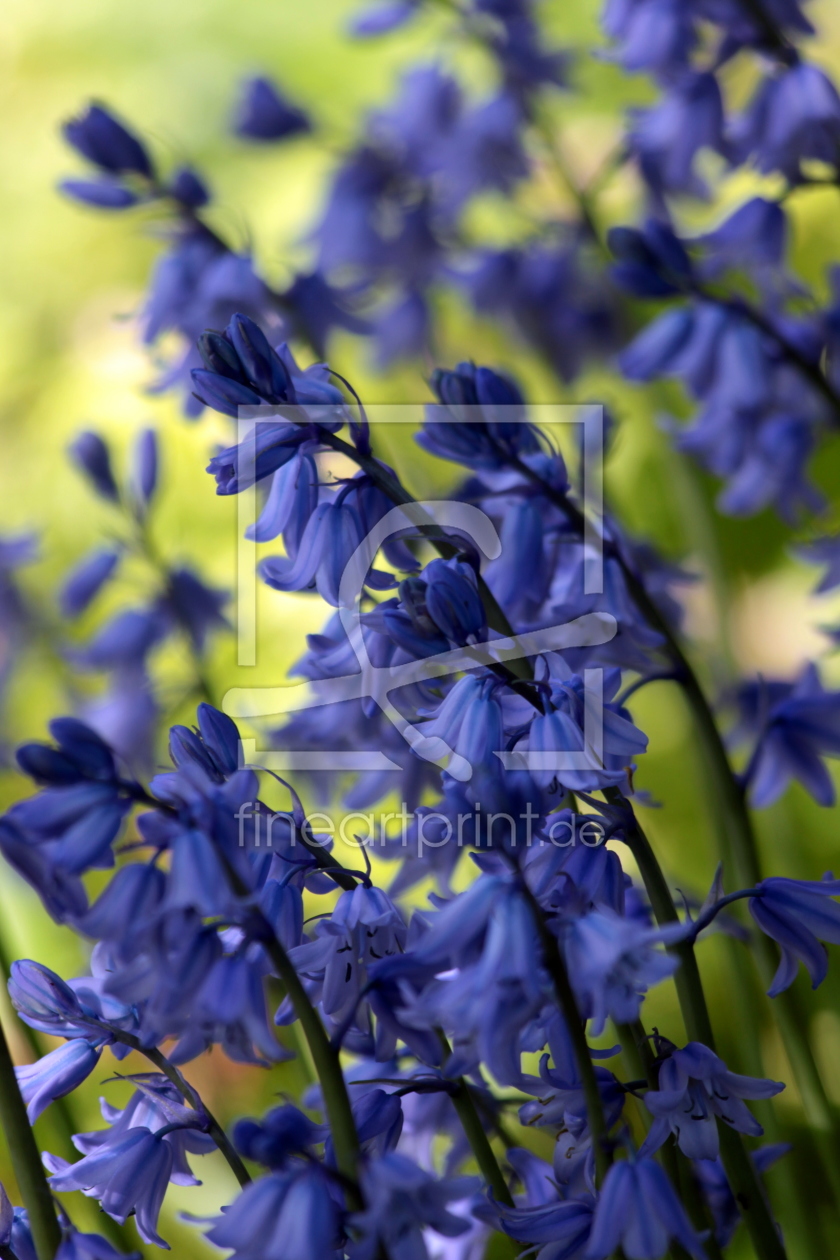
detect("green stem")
[199,829,362,1202]
[617,1022,725,1260]
[438,1034,514,1208]
[515,879,612,1184]
[0,1018,60,1260]
[0,930,140,1256]
[259,934,362,1204]
[504,449,840,1175]
[101,1030,250,1189]
[612,795,787,1260]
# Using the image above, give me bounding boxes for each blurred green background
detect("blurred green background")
[2,0,840,1254]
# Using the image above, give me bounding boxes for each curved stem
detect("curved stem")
[0,1018,61,1260]
[197,830,363,1204]
[515,878,612,1184]
[437,1034,514,1208]
[100,1029,250,1189]
[609,794,787,1260]
[0,932,141,1257]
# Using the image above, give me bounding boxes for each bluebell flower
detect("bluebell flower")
[748,874,840,995]
[246,447,319,553]
[608,220,692,299]
[437,94,529,219]
[344,1087,403,1160]
[260,497,372,608]
[15,1038,101,1124]
[417,674,505,781]
[282,271,370,359]
[286,885,407,1054]
[694,1144,790,1248]
[132,427,158,507]
[351,0,422,36]
[60,549,121,618]
[60,179,140,209]
[585,1157,704,1259]
[57,1229,140,1260]
[167,166,210,209]
[72,1074,215,1186]
[69,431,119,502]
[733,62,840,181]
[523,671,648,793]
[205,1166,344,1260]
[794,534,840,593]
[159,566,229,652]
[233,1103,324,1167]
[144,227,276,417]
[46,1128,174,1247]
[9,958,137,1044]
[0,818,88,923]
[601,0,694,75]
[350,1153,478,1260]
[405,880,546,1084]
[9,719,135,875]
[63,104,154,178]
[566,910,683,1035]
[234,76,311,141]
[628,72,726,201]
[696,197,787,274]
[498,1196,594,1260]
[194,313,346,420]
[80,665,158,776]
[403,558,486,646]
[731,664,840,806]
[171,946,290,1065]
[464,242,622,383]
[70,608,165,670]
[640,1041,784,1159]
[7,1208,36,1260]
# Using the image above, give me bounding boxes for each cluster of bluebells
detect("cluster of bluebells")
[6,328,840,1259]
[6,0,840,1258]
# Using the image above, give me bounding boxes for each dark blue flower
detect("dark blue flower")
[63,104,154,178]
[498,1196,594,1260]
[694,1144,790,1248]
[160,567,229,652]
[640,1041,784,1159]
[608,220,692,298]
[15,1039,101,1124]
[60,549,121,618]
[167,166,210,209]
[566,910,682,1035]
[72,1075,215,1186]
[132,427,159,507]
[732,664,840,806]
[234,77,311,142]
[585,1157,704,1259]
[60,179,140,209]
[57,1229,140,1260]
[69,431,119,502]
[733,62,840,181]
[205,1166,344,1260]
[233,1103,324,1168]
[628,72,726,200]
[749,874,840,995]
[46,1129,174,1247]
[350,1153,478,1260]
[351,0,423,36]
